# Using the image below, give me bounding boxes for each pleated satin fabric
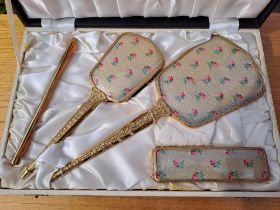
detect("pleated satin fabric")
[18,0,270,19]
[1,30,279,191]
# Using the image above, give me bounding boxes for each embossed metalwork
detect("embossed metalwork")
[20,87,108,179]
[50,99,171,182]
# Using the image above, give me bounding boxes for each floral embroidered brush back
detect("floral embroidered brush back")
[91,33,164,101]
[159,35,265,127]
[154,147,269,182]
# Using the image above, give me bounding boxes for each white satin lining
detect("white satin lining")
[18,0,271,19]
[0,29,279,191]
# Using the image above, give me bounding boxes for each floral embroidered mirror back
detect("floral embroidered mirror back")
[159,35,265,127]
[91,33,164,102]
[50,35,267,181]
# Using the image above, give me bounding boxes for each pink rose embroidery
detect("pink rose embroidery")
[261,171,269,181]
[188,109,198,118]
[132,37,139,45]
[200,93,206,100]
[257,148,265,156]
[179,92,185,97]
[226,148,237,156]
[220,77,230,84]
[192,109,197,115]
[156,169,166,179]
[142,65,152,75]
[195,92,206,101]
[96,62,104,70]
[192,171,205,181]
[156,149,166,157]
[156,150,161,157]
[215,92,224,102]
[233,94,243,103]
[164,75,174,84]
[115,41,124,49]
[161,94,167,101]
[228,171,240,180]
[244,62,253,70]
[93,78,99,86]
[173,159,185,168]
[239,76,248,86]
[192,174,199,180]
[191,148,202,156]
[118,88,131,98]
[212,111,218,117]
[207,111,219,119]
[196,47,206,55]
[107,74,116,83]
[145,49,154,57]
[111,57,119,66]
[127,53,137,61]
[125,69,133,78]
[226,61,236,70]
[172,110,179,116]
[214,46,223,55]
[183,76,194,85]
[210,159,222,168]
[226,149,231,155]
[202,75,211,84]
[173,159,179,165]
[172,61,181,69]
[207,61,218,69]
[243,159,254,168]
[175,92,185,102]
[231,48,241,54]
[190,59,199,69]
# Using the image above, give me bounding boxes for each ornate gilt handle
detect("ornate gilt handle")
[50,99,171,183]
[20,87,108,179]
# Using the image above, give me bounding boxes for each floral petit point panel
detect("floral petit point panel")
[159,35,265,127]
[154,147,269,182]
[91,33,164,101]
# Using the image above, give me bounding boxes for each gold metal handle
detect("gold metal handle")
[20,87,108,179]
[11,38,78,166]
[50,99,170,183]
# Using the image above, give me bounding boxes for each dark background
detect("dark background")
[0,1,279,15]
[275,2,280,11]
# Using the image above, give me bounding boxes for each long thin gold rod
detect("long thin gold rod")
[11,38,78,166]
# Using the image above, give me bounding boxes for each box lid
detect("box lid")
[11,0,280,29]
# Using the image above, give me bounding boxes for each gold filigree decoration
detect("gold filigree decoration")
[48,87,107,146]
[20,87,108,179]
[51,99,171,182]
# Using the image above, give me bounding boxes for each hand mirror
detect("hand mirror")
[50,34,265,182]
[20,33,164,178]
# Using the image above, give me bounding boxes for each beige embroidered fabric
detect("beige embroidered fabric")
[159,35,265,127]
[153,146,270,182]
[91,33,164,102]
[50,35,267,182]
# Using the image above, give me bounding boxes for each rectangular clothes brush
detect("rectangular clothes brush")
[153,146,270,182]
